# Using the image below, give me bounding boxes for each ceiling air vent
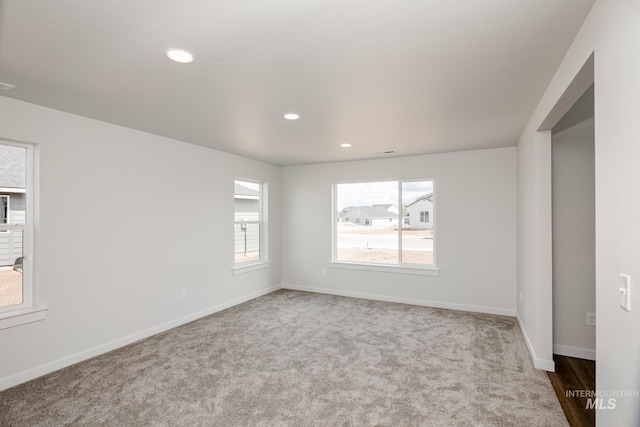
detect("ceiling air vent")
[0,82,16,91]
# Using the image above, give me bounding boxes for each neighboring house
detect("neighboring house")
[407,193,434,230]
[339,206,398,227]
[0,144,26,267]
[234,182,260,256]
[371,204,399,215]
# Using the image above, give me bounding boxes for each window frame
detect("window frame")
[331,178,439,276]
[232,178,270,274]
[0,140,47,329]
[0,194,9,231]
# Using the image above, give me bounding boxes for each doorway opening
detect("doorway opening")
[548,84,596,427]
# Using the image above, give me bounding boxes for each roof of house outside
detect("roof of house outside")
[406,193,433,208]
[234,182,259,198]
[340,206,397,219]
[0,144,26,189]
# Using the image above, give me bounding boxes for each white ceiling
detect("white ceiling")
[0,0,594,166]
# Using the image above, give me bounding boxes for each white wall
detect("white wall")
[282,147,516,316]
[517,1,640,424]
[0,96,282,390]
[552,117,595,360]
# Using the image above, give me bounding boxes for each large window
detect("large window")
[234,179,266,266]
[0,142,34,316]
[334,179,435,268]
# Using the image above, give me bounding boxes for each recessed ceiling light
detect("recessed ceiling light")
[166,48,194,63]
[283,113,300,120]
[340,143,352,148]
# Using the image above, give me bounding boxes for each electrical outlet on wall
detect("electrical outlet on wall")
[181,289,187,300]
[586,312,596,326]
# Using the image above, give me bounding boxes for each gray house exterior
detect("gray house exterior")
[407,193,434,230]
[0,144,26,267]
[339,205,398,227]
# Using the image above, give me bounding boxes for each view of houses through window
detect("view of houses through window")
[335,179,434,266]
[234,179,263,265]
[0,143,27,309]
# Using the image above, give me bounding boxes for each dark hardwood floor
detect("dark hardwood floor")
[547,354,596,427]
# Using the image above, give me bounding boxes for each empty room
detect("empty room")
[0,1,638,426]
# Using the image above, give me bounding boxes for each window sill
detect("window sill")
[329,261,440,276]
[0,305,48,330]
[232,260,271,275]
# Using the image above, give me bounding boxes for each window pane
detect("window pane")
[336,181,399,264]
[0,230,23,308]
[234,180,260,220]
[235,223,260,264]
[0,196,8,224]
[234,179,262,265]
[0,144,27,307]
[0,145,27,226]
[402,181,434,265]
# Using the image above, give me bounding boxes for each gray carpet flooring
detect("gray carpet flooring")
[0,290,568,426]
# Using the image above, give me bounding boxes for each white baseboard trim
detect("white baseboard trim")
[553,344,596,361]
[281,283,517,317]
[0,285,281,391]
[516,314,555,372]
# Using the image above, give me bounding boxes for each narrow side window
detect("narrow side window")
[0,142,32,313]
[234,179,265,265]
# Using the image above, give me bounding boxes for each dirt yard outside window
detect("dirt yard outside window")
[337,223,434,265]
[235,251,260,264]
[0,268,22,308]
[337,248,433,265]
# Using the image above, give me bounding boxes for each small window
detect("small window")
[234,179,266,265]
[334,179,435,267]
[0,195,8,229]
